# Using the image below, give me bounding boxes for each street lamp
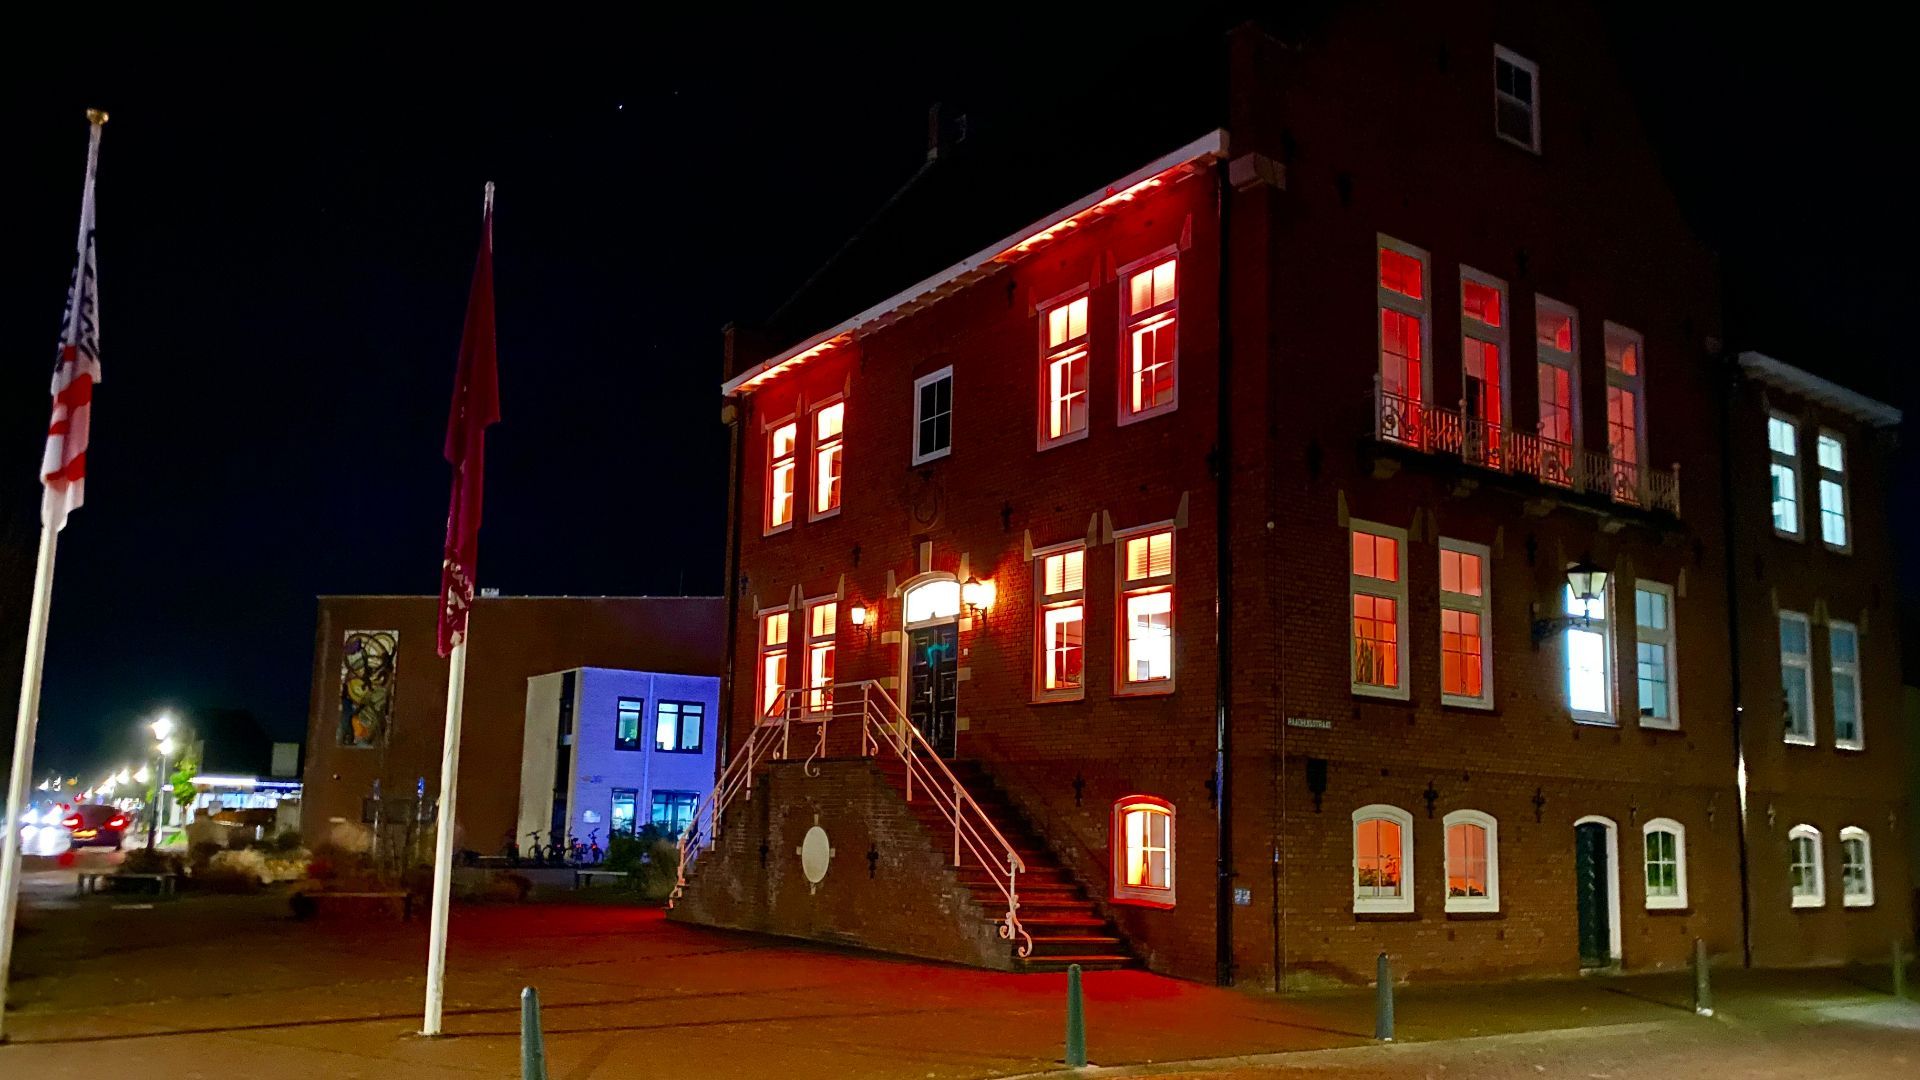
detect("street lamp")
[145,713,177,851]
[1531,560,1611,645]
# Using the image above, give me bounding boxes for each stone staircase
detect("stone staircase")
[876,757,1135,973]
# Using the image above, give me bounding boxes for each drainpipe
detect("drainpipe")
[718,392,747,795]
[1714,348,1755,968]
[1213,159,1237,988]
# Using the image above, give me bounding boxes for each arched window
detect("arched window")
[902,576,961,627]
[1353,804,1415,913]
[1840,826,1874,908]
[1112,797,1174,907]
[1442,810,1499,913]
[1641,818,1688,910]
[1788,824,1824,908]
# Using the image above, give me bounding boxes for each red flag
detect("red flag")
[437,186,500,657]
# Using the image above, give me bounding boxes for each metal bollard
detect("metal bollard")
[1064,963,1087,1067]
[521,986,548,1080]
[1374,951,1394,1042]
[1692,938,1714,1017]
[1895,941,1909,1001]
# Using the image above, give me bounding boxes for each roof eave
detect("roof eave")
[1737,351,1903,429]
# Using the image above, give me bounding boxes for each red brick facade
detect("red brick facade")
[699,7,1909,988]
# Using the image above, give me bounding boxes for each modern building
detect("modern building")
[301,594,724,857]
[516,667,721,852]
[672,6,1910,986]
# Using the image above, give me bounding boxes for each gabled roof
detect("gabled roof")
[1737,351,1902,428]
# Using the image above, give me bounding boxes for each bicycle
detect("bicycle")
[584,828,604,865]
[525,829,547,866]
[501,830,522,866]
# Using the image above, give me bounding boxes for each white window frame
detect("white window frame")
[1789,824,1825,908]
[1641,817,1688,910]
[1493,45,1541,153]
[1459,267,1510,464]
[1115,524,1176,695]
[1352,804,1415,914]
[1442,809,1499,914]
[1564,574,1614,726]
[1779,610,1815,746]
[758,606,792,719]
[1037,287,1091,450]
[1839,826,1874,908]
[1376,235,1432,414]
[1828,619,1863,751]
[1117,248,1180,425]
[1032,541,1087,703]
[1768,411,1801,540]
[1633,580,1679,730]
[1438,538,1492,709]
[808,397,844,522]
[764,414,799,535]
[1816,428,1850,552]
[1112,796,1176,907]
[1350,519,1411,701]
[1534,295,1581,484]
[911,366,954,465]
[803,597,836,714]
[1603,322,1647,477]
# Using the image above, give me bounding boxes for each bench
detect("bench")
[77,872,177,897]
[573,869,629,889]
[290,890,413,921]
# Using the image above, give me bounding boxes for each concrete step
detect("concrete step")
[1024,934,1129,958]
[1016,954,1135,972]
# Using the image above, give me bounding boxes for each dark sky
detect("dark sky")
[2,8,1914,778]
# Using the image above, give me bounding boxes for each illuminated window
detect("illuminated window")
[1840,826,1873,907]
[1112,797,1174,906]
[1034,546,1085,700]
[651,790,699,836]
[759,610,790,719]
[1439,539,1491,707]
[1535,296,1578,486]
[1377,237,1430,444]
[655,700,704,753]
[614,696,644,752]
[1040,294,1090,446]
[1830,620,1862,750]
[1460,270,1508,468]
[1350,521,1408,699]
[1121,257,1178,420]
[1604,323,1646,499]
[1642,818,1687,910]
[1565,574,1612,724]
[913,367,953,464]
[1494,46,1540,152]
[811,400,844,518]
[1788,824,1824,908]
[1634,582,1678,729]
[1443,810,1499,913]
[1353,804,1414,913]
[903,577,960,624]
[1118,529,1173,690]
[805,600,836,713]
[1768,413,1800,537]
[610,788,638,837]
[1817,430,1849,550]
[1779,610,1813,745]
[766,420,798,532]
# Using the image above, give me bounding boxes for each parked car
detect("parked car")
[64,803,130,848]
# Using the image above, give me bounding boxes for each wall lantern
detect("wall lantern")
[960,575,996,619]
[848,603,874,643]
[1530,560,1609,645]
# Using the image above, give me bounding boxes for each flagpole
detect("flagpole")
[420,633,468,1036]
[0,107,105,1046]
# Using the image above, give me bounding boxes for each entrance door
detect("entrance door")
[906,622,959,757]
[1574,821,1612,968]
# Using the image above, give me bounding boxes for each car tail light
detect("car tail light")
[106,815,128,829]
[62,814,83,829]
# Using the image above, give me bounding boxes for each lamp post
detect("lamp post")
[144,714,176,851]
[1530,560,1611,645]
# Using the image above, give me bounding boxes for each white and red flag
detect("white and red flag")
[41,118,105,533]
[435,184,499,657]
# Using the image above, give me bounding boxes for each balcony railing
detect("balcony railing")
[1374,378,1680,516]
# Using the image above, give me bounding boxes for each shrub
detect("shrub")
[119,848,184,876]
[189,841,223,870]
[267,829,304,854]
[208,847,271,884]
[197,863,263,894]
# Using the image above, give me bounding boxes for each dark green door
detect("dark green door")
[907,623,959,757]
[1574,822,1611,967]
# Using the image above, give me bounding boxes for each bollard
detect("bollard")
[1064,963,1087,1068]
[521,986,548,1080]
[1896,941,1908,1001]
[1374,952,1394,1042]
[1692,938,1714,1017]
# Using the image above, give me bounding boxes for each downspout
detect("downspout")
[1715,350,1755,968]
[1213,158,1237,988]
[718,394,747,796]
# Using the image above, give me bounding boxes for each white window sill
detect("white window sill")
[1352,684,1411,703]
[1790,894,1825,909]
[1117,402,1178,428]
[1444,897,1498,914]
[1353,897,1414,915]
[1571,712,1616,727]
[1836,740,1865,752]
[911,447,952,467]
[1638,718,1679,732]
[1783,733,1817,747]
[1441,695,1494,711]
[807,506,842,524]
[1646,895,1688,911]
[1037,429,1089,453]
[1843,894,1874,909]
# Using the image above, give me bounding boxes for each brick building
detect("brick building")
[672,6,1910,988]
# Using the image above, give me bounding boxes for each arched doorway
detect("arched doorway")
[900,575,961,757]
[1573,815,1622,968]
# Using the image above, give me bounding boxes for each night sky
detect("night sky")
[2,9,1914,778]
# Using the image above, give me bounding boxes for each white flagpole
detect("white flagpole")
[420,633,468,1036]
[0,108,105,1045]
